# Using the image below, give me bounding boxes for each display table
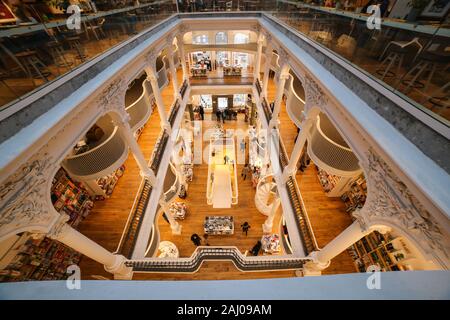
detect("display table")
[261,234,281,254]
[191,64,207,77]
[204,216,234,235]
[169,202,187,220]
[158,241,179,258]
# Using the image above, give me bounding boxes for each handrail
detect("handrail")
[255,78,262,96]
[168,99,180,127]
[126,246,308,273]
[285,176,318,255]
[116,179,153,259]
[261,97,272,124]
[179,79,188,99]
[150,130,170,174]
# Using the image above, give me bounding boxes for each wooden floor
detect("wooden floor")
[77,72,356,280]
[156,112,283,258]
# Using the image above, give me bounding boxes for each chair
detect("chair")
[46,41,73,75]
[398,45,450,93]
[14,50,51,86]
[376,37,423,81]
[64,36,87,63]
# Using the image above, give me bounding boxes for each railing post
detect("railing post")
[254,34,264,80]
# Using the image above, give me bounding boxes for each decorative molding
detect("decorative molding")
[277,47,290,68]
[47,213,70,239]
[304,74,328,109]
[178,24,188,37]
[0,154,58,234]
[362,148,450,266]
[97,77,128,115]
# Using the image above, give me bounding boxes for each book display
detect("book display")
[317,168,340,193]
[340,174,367,213]
[261,234,281,254]
[95,165,125,199]
[157,241,179,258]
[204,216,234,235]
[316,166,357,197]
[0,167,95,282]
[347,231,414,272]
[223,65,242,76]
[169,202,187,220]
[51,168,94,228]
[0,234,82,282]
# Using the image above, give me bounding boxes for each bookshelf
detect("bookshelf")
[0,168,93,282]
[347,231,414,272]
[340,174,367,213]
[316,166,355,197]
[51,168,94,228]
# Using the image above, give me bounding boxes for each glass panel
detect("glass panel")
[0,0,176,110]
[272,1,450,124]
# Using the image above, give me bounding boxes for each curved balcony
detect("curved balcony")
[145,163,180,258]
[271,52,280,73]
[62,115,128,181]
[125,74,154,132]
[285,73,306,128]
[307,113,361,177]
[156,56,169,90]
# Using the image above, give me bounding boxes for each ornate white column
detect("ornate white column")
[176,33,189,82]
[269,52,290,129]
[263,197,281,233]
[145,51,171,132]
[159,197,182,235]
[254,35,264,80]
[282,111,319,181]
[304,211,390,275]
[48,214,133,279]
[110,112,156,185]
[166,39,180,99]
[261,35,273,98]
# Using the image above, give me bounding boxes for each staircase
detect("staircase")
[255,176,278,216]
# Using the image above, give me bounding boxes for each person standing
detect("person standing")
[240,138,246,152]
[215,109,221,122]
[241,222,251,236]
[241,164,250,180]
[199,104,205,120]
[191,233,202,246]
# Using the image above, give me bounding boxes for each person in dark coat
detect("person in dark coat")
[198,105,205,120]
[215,110,221,122]
[241,222,251,236]
[191,233,202,246]
[251,240,262,256]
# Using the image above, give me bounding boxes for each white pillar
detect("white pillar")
[176,35,189,82]
[282,117,315,180]
[305,219,391,274]
[146,65,171,131]
[159,198,182,235]
[48,215,132,279]
[263,197,281,233]
[269,67,289,129]
[254,36,264,80]
[167,42,179,99]
[262,42,273,98]
[111,113,156,185]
